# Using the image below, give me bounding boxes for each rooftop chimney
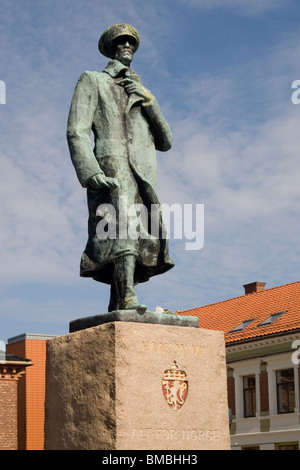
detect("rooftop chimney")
[243,281,266,295]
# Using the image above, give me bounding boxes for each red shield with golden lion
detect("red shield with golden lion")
[162,360,188,411]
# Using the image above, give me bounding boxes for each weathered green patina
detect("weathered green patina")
[67,24,174,313]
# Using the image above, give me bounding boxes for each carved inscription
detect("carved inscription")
[140,341,205,356]
[132,428,220,441]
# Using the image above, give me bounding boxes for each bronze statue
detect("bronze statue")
[67,23,174,313]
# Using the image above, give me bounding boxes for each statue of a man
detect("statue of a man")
[67,23,174,313]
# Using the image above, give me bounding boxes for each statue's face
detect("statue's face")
[113,35,136,66]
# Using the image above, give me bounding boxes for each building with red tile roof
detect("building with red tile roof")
[180,281,300,344]
[180,281,300,450]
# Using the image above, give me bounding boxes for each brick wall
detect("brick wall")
[24,339,47,450]
[6,342,27,450]
[260,370,269,413]
[7,335,53,450]
[227,373,236,416]
[0,375,18,450]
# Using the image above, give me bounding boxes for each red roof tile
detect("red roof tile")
[179,281,300,344]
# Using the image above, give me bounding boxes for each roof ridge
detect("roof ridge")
[181,280,300,313]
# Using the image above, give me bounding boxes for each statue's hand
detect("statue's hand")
[119,78,152,103]
[88,174,119,190]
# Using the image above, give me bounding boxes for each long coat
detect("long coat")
[67,59,174,284]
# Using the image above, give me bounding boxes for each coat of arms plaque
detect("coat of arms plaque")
[162,360,188,411]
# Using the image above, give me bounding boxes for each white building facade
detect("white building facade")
[228,332,300,450]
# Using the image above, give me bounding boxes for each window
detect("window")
[229,319,256,333]
[257,311,286,327]
[276,369,295,414]
[243,375,256,417]
[277,443,299,450]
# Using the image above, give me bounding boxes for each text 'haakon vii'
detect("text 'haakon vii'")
[141,341,205,356]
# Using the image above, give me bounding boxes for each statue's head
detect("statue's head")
[98,23,139,65]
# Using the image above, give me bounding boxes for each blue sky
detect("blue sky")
[1,0,300,343]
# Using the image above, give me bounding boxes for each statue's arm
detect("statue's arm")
[120,77,172,152]
[141,96,172,152]
[66,71,104,188]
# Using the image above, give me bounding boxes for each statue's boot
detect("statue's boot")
[108,255,147,312]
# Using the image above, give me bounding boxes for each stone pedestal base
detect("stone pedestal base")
[44,322,230,450]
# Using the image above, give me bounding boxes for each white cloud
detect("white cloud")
[0,150,82,283]
[0,0,299,337]
[154,31,300,311]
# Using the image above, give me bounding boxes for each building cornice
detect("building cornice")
[226,331,300,363]
[0,364,28,380]
[7,333,57,344]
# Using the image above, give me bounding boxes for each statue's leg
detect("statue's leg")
[108,255,147,312]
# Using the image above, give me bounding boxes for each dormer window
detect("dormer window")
[229,318,256,333]
[257,311,287,327]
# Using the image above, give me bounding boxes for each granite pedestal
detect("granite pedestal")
[44,314,230,450]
